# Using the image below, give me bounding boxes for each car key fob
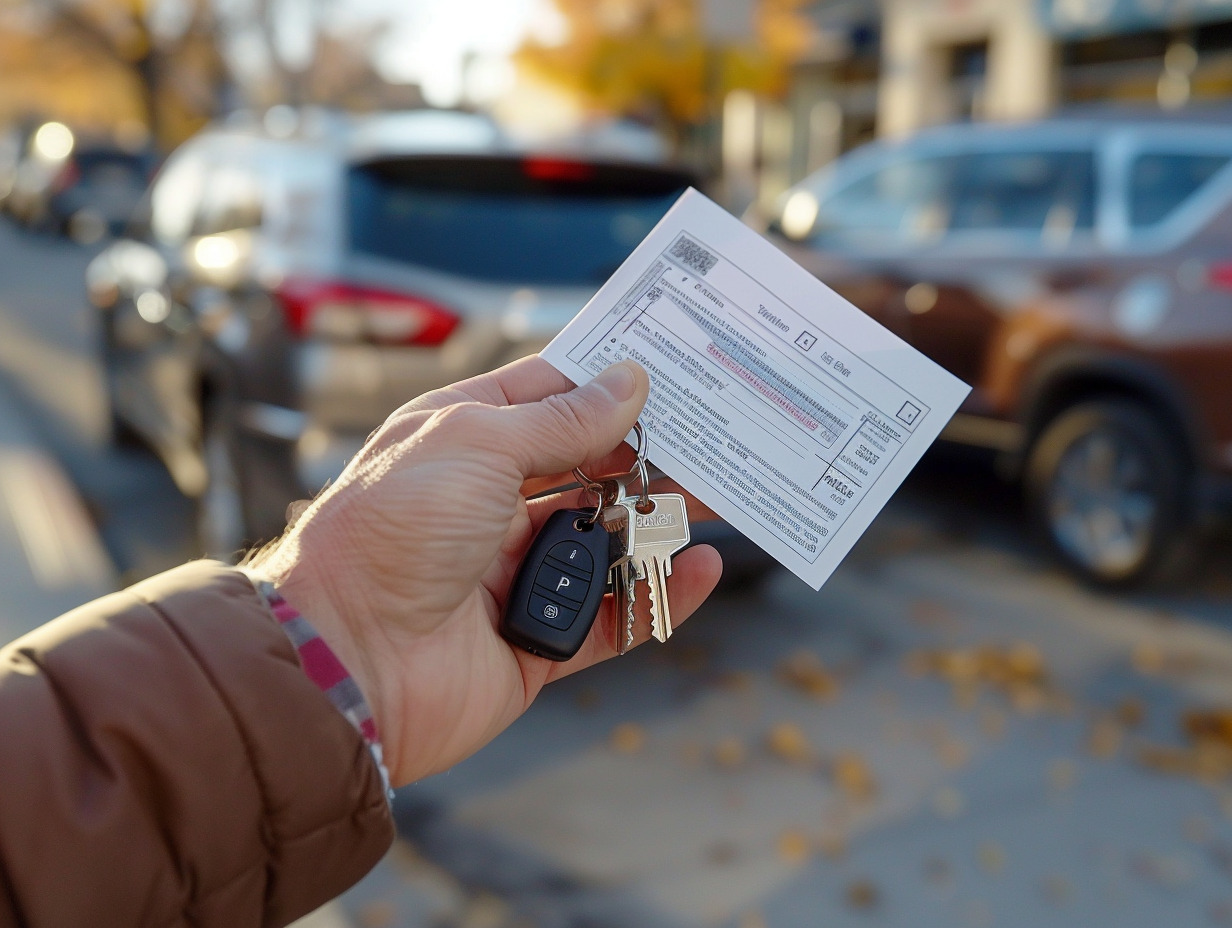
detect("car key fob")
[499,508,611,661]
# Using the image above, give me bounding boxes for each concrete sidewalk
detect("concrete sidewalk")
[327,504,1232,928]
[0,378,115,641]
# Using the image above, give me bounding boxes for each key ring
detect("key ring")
[579,474,626,527]
[573,421,651,510]
[573,421,647,486]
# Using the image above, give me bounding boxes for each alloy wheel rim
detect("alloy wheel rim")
[1047,428,1157,578]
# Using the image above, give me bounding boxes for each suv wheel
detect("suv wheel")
[198,407,249,561]
[1025,400,1188,587]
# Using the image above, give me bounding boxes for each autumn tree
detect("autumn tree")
[515,0,816,135]
[212,0,394,111]
[28,0,229,147]
[1,0,403,149]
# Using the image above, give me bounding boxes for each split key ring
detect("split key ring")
[573,420,651,511]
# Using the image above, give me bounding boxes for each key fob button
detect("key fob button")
[546,541,593,575]
[534,565,589,604]
[528,593,578,630]
[499,508,608,661]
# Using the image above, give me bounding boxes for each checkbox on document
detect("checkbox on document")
[795,331,817,351]
[896,402,921,425]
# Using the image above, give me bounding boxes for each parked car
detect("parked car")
[49,144,158,241]
[4,120,75,227]
[763,112,1232,586]
[4,120,155,240]
[89,109,710,559]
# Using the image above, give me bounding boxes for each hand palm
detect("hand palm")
[259,358,721,786]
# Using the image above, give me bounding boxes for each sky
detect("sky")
[359,0,565,107]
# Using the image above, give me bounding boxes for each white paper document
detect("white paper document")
[541,189,970,590]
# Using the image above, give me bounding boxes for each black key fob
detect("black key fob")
[499,508,610,661]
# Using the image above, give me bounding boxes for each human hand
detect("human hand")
[251,357,723,786]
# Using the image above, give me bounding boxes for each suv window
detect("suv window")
[72,150,151,194]
[1129,152,1230,229]
[812,154,959,248]
[345,157,691,285]
[949,150,1095,241]
[811,148,1095,248]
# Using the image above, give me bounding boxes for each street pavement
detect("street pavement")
[0,220,193,604]
[5,218,1232,927]
[0,375,114,639]
[0,223,117,638]
[333,478,1232,928]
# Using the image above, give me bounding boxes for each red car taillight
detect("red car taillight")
[522,157,596,182]
[276,279,459,346]
[1208,263,1232,291]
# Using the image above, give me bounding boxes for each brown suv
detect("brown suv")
[766,114,1232,586]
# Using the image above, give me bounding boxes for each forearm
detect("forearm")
[0,561,394,927]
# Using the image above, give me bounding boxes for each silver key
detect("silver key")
[612,493,652,653]
[596,478,634,579]
[630,493,690,643]
[617,560,637,654]
[597,484,637,655]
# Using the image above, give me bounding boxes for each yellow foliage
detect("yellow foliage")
[516,0,816,126]
[756,0,818,62]
[0,1,221,148]
[0,27,143,132]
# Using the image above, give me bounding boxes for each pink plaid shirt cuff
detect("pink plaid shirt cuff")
[250,577,393,801]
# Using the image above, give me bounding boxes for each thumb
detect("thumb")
[496,360,650,479]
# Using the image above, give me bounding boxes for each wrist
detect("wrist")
[247,532,381,711]
[241,561,395,795]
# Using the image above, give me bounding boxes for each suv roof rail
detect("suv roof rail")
[1050,102,1232,126]
[215,106,364,143]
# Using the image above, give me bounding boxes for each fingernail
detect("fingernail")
[592,360,638,403]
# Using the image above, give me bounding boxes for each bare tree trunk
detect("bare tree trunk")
[134,50,163,146]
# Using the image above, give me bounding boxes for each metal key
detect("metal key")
[629,493,690,643]
[596,479,638,655]
[611,490,656,654]
[614,560,638,654]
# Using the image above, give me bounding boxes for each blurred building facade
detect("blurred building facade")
[877,0,1232,136]
[9,0,1232,206]
[745,0,1232,210]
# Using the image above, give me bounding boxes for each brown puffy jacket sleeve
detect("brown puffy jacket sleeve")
[0,561,395,928]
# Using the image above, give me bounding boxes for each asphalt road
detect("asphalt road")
[4,219,1232,927]
[0,219,194,613]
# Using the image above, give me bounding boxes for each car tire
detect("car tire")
[1025,399,1189,587]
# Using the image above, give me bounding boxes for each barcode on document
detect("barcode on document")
[670,236,718,276]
